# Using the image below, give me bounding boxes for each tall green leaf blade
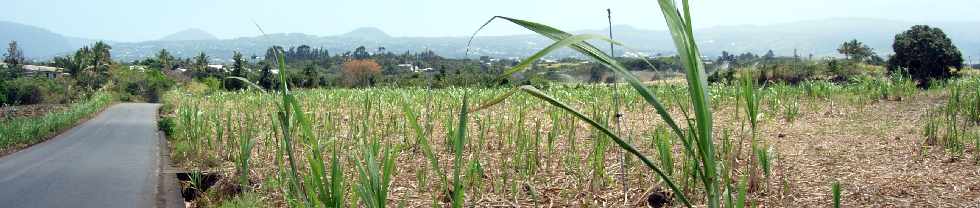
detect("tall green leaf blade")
[452,95,469,208]
[516,85,692,207]
[467,17,688,146]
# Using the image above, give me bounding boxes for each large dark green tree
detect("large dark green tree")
[888,25,963,86]
[352,46,370,59]
[258,63,275,90]
[837,39,873,62]
[301,63,320,88]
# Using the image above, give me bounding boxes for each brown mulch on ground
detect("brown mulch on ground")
[754,92,980,207]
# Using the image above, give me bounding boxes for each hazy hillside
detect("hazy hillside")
[3,18,978,62]
[108,18,980,62]
[0,21,77,58]
[158,28,219,41]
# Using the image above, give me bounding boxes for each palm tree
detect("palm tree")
[91,41,112,73]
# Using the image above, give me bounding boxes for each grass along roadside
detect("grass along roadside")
[0,91,115,156]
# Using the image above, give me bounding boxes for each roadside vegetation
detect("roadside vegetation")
[0,91,113,154]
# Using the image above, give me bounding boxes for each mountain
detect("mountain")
[339,27,391,40]
[0,21,78,58]
[158,28,218,41]
[3,18,979,62]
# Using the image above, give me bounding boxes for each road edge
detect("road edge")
[157,130,185,208]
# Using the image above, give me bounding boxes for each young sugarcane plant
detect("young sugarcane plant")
[451,95,470,208]
[235,119,256,190]
[466,0,717,205]
[832,181,842,208]
[354,141,396,208]
[739,70,766,192]
[226,32,347,207]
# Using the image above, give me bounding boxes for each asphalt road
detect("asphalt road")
[0,103,163,208]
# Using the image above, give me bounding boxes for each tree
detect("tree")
[71,47,93,77]
[71,45,109,89]
[341,59,381,87]
[258,63,275,90]
[265,46,284,61]
[157,49,175,70]
[225,51,248,90]
[52,55,81,77]
[91,41,112,73]
[716,51,737,67]
[301,63,320,88]
[352,46,370,59]
[888,25,963,86]
[296,45,311,59]
[837,39,873,62]
[4,41,25,67]
[193,52,209,74]
[3,41,26,79]
[588,64,607,83]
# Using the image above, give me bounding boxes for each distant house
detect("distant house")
[207,64,224,71]
[398,63,432,73]
[175,68,189,73]
[22,65,66,79]
[129,65,148,71]
[207,64,250,73]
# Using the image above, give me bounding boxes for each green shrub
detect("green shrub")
[111,68,175,102]
[1,77,71,105]
[158,116,175,136]
[0,82,7,105]
[198,77,223,93]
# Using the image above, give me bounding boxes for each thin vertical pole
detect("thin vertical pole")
[608,8,629,206]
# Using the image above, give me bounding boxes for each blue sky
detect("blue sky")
[3,0,979,42]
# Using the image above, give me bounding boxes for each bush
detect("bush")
[158,116,175,136]
[710,59,882,86]
[198,77,223,92]
[0,82,7,105]
[111,68,175,103]
[1,77,71,105]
